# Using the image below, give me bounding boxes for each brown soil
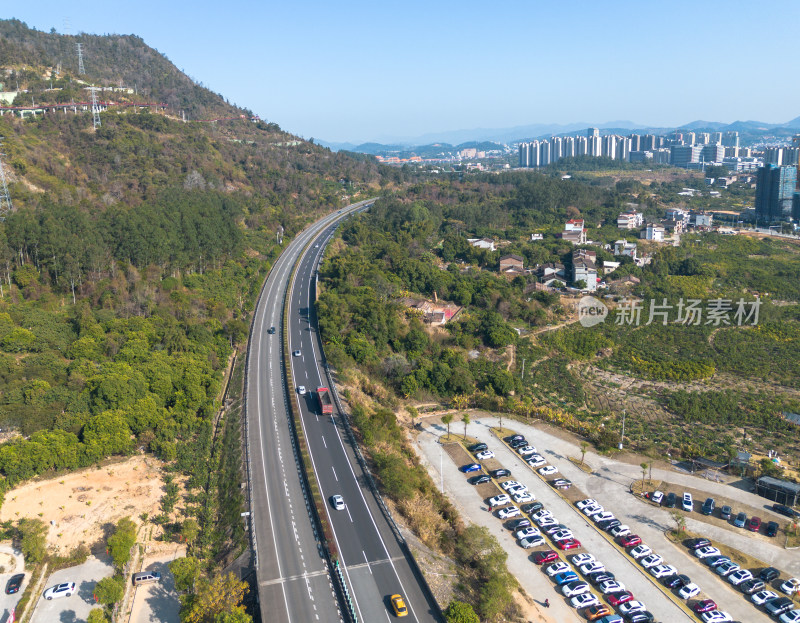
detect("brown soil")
[0,455,170,555]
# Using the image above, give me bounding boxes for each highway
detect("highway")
[246,201,370,623]
[287,216,441,623]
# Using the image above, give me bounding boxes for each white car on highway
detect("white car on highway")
[292,349,301,357]
[297,385,306,394]
[331,494,345,510]
[539,465,558,476]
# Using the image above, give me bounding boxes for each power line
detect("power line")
[88,87,101,129]
[0,138,14,221]
[76,42,85,75]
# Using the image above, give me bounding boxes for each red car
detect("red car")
[533,550,559,565]
[607,591,634,606]
[618,534,642,547]
[694,599,717,613]
[747,516,761,532]
[556,538,581,550]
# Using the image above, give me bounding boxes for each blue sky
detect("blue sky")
[6,1,800,143]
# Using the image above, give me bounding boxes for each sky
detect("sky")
[5,1,800,144]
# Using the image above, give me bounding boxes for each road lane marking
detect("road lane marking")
[321,436,327,449]
[332,467,338,481]
[362,550,372,574]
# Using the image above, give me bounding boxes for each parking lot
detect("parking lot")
[127,555,180,623]
[0,545,25,619]
[415,416,791,623]
[31,555,114,623]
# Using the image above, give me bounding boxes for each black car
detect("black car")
[5,573,24,594]
[469,474,491,485]
[765,597,794,617]
[522,502,544,514]
[719,505,732,520]
[701,497,715,515]
[588,572,615,585]
[505,434,525,443]
[511,518,532,530]
[664,492,677,508]
[491,468,511,478]
[689,538,711,550]
[760,567,781,582]
[509,439,528,449]
[599,519,621,531]
[267,326,276,334]
[468,443,488,453]
[766,521,779,537]
[663,574,690,588]
[773,503,799,518]
[625,612,654,623]
[739,578,765,594]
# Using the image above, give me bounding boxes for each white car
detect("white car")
[751,589,779,605]
[506,484,527,495]
[715,561,740,577]
[500,480,523,491]
[779,611,800,623]
[475,450,494,460]
[44,582,76,600]
[576,499,597,510]
[519,536,545,548]
[580,562,605,575]
[532,509,552,522]
[570,593,600,609]
[550,531,573,543]
[331,494,345,510]
[517,445,536,456]
[592,511,615,524]
[630,544,652,559]
[570,553,595,566]
[488,494,511,507]
[545,562,571,577]
[539,465,558,476]
[682,492,693,512]
[619,601,646,615]
[694,546,721,559]
[728,569,753,586]
[700,611,732,623]
[583,505,605,517]
[640,554,663,569]
[610,524,630,537]
[516,527,541,540]
[599,580,625,594]
[781,578,800,594]
[678,583,701,599]
[292,350,301,357]
[513,491,534,504]
[537,517,558,529]
[497,506,520,519]
[562,582,590,597]
[651,490,664,504]
[297,385,306,395]
[649,564,677,578]
[527,455,546,467]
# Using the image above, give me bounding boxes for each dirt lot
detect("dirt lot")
[0,454,168,554]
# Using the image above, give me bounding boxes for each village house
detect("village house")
[572,249,598,292]
[559,219,587,245]
[640,223,665,241]
[466,238,496,251]
[499,254,526,277]
[617,210,644,229]
[613,239,638,260]
[536,262,567,286]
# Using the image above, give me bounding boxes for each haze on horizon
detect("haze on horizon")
[7,0,800,144]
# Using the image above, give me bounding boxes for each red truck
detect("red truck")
[317,387,333,414]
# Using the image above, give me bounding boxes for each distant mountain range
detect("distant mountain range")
[321,117,800,155]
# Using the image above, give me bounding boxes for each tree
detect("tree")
[672,510,686,534]
[640,462,648,488]
[580,441,589,465]
[214,612,252,623]
[87,609,109,623]
[444,599,480,623]
[107,517,137,571]
[461,413,470,440]
[94,575,124,605]
[648,461,653,482]
[170,556,201,593]
[405,405,418,429]
[181,518,200,548]
[441,413,453,439]
[182,573,249,623]
[18,518,47,565]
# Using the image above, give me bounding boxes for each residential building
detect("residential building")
[572,249,598,291]
[613,239,637,259]
[530,233,543,241]
[662,218,685,234]
[640,223,665,241]
[536,262,566,286]
[467,237,496,251]
[755,164,798,222]
[665,207,690,224]
[701,144,725,163]
[560,219,586,244]
[721,131,739,148]
[499,254,525,275]
[691,211,714,228]
[617,210,644,229]
[671,145,702,167]
[764,147,785,165]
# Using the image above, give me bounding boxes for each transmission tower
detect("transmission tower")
[76,42,85,75]
[89,87,101,129]
[0,138,13,221]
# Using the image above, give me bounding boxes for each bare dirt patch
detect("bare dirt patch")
[1,455,168,555]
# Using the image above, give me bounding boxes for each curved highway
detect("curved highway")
[287,216,442,622]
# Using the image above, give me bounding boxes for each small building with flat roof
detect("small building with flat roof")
[756,476,800,507]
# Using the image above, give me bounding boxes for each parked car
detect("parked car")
[545,561,571,576]
[505,434,524,443]
[44,582,76,600]
[639,554,663,569]
[699,611,732,623]
[522,501,543,515]
[517,445,536,456]
[580,562,606,576]
[779,610,800,623]
[747,516,762,532]
[595,616,624,623]
[528,455,546,467]
[586,604,614,621]
[610,524,631,537]
[468,442,487,452]
[707,556,731,569]
[780,577,800,595]
[570,593,600,609]
[556,539,582,550]
[588,572,616,586]
[592,511,615,524]
[475,450,495,460]
[491,468,510,478]
[538,517,558,529]
[715,561,740,577]
[552,478,572,490]
[553,571,580,585]
[497,506,521,519]
[733,512,748,528]
[761,567,781,582]
[702,497,715,515]
[649,565,677,579]
[629,544,652,559]
[767,521,780,537]
[689,538,711,550]
[511,518,532,531]
[694,546,721,559]
[598,580,625,594]
[469,474,491,485]
[608,591,635,606]
[534,550,560,565]
[461,463,482,473]
[740,578,765,594]
[765,598,795,617]
[619,534,642,547]
[682,492,693,512]
[488,494,511,507]
[618,601,646,615]
[519,536,545,548]
[750,589,779,605]
[773,503,800,518]
[625,613,654,623]
[5,573,24,594]
[539,465,558,476]
[510,439,528,449]
[551,529,574,542]
[576,498,598,510]
[719,505,732,520]
[728,569,754,586]
[513,491,535,504]
[500,480,523,491]
[678,583,701,599]
[650,490,664,505]
[664,574,690,589]
[664,492,677,507]
[562,581,590,597]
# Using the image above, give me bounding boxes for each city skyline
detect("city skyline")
[5,1,800,143]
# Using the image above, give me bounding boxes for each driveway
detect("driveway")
[128,555,180,623]
[31,555,114,623]
[0,544,25,621]
[426,416,779,623]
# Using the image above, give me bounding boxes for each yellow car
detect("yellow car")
[390,594,408,617]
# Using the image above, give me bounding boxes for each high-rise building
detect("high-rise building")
[539,140,551,166]
[755,164,798,222]
[563,136,576,158]
[671,145,702,167]
[576,136,588,157]
[551,136,563,162]
[601,135,616,159]
[642,134,657,151]
[701,144,725,164]
[722,131,739,148]
[518,143,529,168]
[685,131,696,145]
[764,147,784,165]
[616,136,630,161]
[629,134,641,152]
[711,132,723,144]
[588,127,599,138]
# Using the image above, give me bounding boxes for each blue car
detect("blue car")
[461,463,482,473]
[553,571,579,585]
[595,616,623,623]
